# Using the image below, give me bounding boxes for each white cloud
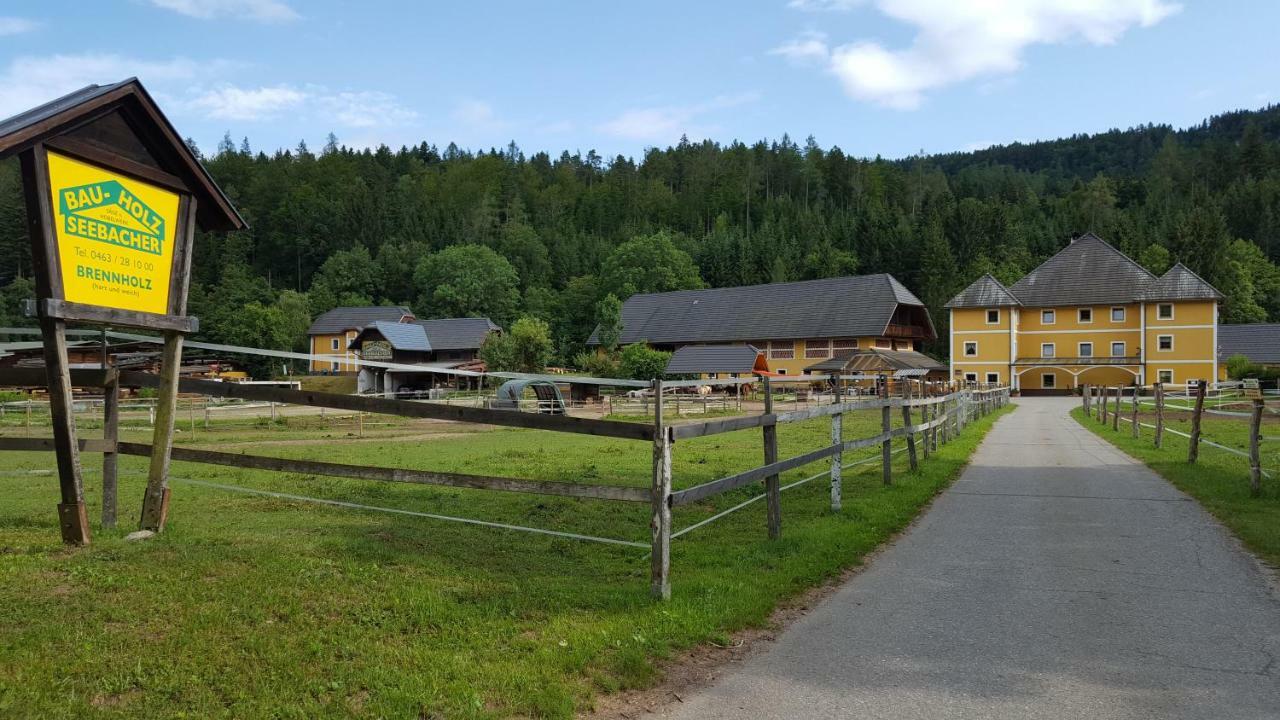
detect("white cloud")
[149,0,298,23]
[187,84,306,120]
[452,98,499,126]
[787,0,864,10]
[0,17,39,35]
[320,91,417,128]
[0,54,202,119]
[769,31,830,66]
[599,93,761,142]
[778,0,1179,109]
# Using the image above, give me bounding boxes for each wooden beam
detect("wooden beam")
[41,299,199,333]
[763,377,781,540]
[0,367,115,387]
[43,135,191,194]
[139,331,183,531]
[102,371,119,529]
[120,371,653,441]
[669,442,840,507]
[650,378,672,600]
[0,437,115,453]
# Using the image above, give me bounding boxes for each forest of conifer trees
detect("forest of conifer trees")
[2,104,1280,366]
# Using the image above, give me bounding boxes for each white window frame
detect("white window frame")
[1041,342,1056,358]
[986,309,1000,325]
[1157,303,1174,320]
[1041,309,1056,325]
[1110,341,1126,357]
[963,341,978,357]
[1111,306,1126,322]
[776,368,788,375]
[330,338,340,351]
[1157,369,1174,384]
[1157,334,1174,352]
[708,373,718,379]
[1078,307,1093,324]
[1041,373,1056,389]
[1078,342,1093,358]
[964,372,978,383]
[986,372,999,384]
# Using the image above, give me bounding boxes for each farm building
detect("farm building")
[804,348,949,382]
[946,233,1222,394]
[588,274,936,376]
[348,317,499,396]
[307,306,414,373]
[663,344,769,378]
[1217,323,1280,377]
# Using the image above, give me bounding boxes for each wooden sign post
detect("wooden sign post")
[0,79,244,544]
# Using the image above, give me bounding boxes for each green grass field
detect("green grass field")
[1071,405,1280,569]
[0,404,1009,719]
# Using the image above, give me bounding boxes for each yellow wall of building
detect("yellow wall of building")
[309,331,360,373]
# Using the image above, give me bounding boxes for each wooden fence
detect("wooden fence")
[0,366,1010,598]
[1081,381,1268,497]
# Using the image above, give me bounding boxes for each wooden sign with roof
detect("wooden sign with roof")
[0,78,245,545]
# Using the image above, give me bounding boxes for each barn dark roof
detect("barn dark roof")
[806,349,947,374]
[588,274,930,346]
[663,345,764,375]
[1218,324,1280,364]
[1008,233,1157,307]
[0,78,245,231]
[1138,263,1224,302]
[945,274,1021,309]
[413,318,499,351]
[351,321,432,352]
[308,306,413,335]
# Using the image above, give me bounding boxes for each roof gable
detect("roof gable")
[590,274,930,345]
[1138,263,1223,301]
[0,78,244,232]
[413,317,499,351]
[1008,233,1156,307]
[308,306,413,335]
[1217,323,1280,364]
[945,274,1021,309]
[663,344,765,375]
[351,321,431,352]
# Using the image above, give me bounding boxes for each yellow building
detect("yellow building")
[945,234,1222,394]
[587,274,937,377]
[306,306,414,373]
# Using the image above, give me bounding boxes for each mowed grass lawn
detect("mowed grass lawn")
[1071,404,1280,568]
[1,404,1010,719]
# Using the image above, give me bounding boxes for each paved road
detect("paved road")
[659,397,1280,719]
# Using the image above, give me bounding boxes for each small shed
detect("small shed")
[663,344,769,377]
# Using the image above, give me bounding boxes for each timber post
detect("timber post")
[920,387,931,460]
[1154,382,1165,448]
[902,381,918,472]
[829,379,839,507]
[1112,387,1121,432]
[650,378,671,600]
[1131,385,1140,438]
[1100,386,1108,424]
[1082,383,1090,413]
[881,395,892,486]
[140,331,184,530]
[1249,397,1263,498]
[762,376,781,540]
[102,368,120,529]
[1188,380,1206,463]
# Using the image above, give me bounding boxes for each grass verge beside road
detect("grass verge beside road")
[0,405,1010,719]
[1070,406,1280,569]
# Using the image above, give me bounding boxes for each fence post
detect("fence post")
[1154,382,1165,448]
[139,331,184,532]
[1188,380,1206,463]
[921,391,931,460]
[1249,397,1263,498]
[1111,387,1120,432]
[830,405,842,511]
[1100,386,1108,424]
[650,378,671,600]
[1130,385,1140,438]
[902,381,918,471]
[1082,383,1090,413]
[762,376,781,540]
[881,396,893,486]
[102,369,119,529]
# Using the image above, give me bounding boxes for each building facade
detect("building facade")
[587,274,938,376]
[946,234,1222,393]
[306,306,414,373]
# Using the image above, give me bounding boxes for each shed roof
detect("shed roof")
[1138,263,1224,302]
[663,344,765,375]
[0,78,244,231]
[413,317,499,351]
[308,306,413,335]
[351,321,432,352]
[589,274,930,346]
[805,349,947,374]
[1218,324,1280,364]
[1008,233,1158,307]
[945,274,1021,309]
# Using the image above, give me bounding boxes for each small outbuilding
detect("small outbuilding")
[1218,323,1280,379]
[663,344,769,378]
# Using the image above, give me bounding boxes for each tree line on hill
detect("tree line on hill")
[2,104,1280,373]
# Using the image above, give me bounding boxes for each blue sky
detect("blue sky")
[1,1,1277,159]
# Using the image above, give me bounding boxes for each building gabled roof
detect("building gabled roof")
[413,317,499,351]
[944,274,1021,309]
[805,348,947,374]
[351,321,432,352]
[1138,263,1224,302]
[663,344,766,375]
[308,306,413,335]
[1008,233,1158,307]
[588,274,930,346]
[0,78,245,232]
[1218,324,1280,364]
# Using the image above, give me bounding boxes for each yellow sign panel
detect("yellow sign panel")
[47,151,179,315]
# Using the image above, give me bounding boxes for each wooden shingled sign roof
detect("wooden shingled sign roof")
[0,77,245,232]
